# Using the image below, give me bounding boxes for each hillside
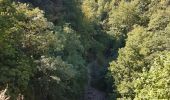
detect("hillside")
[0,0,170,100]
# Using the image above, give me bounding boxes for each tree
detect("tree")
[0,1,87,100]
[109,1,170,98]
[134,51,170,99]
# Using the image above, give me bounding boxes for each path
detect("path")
[84,60,107,100]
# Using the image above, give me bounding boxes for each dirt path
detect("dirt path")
[84,61,107,100]
[84,86,106,100]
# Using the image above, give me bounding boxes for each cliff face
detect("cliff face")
[17,0,63,22]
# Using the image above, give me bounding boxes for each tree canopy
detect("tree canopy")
[0,0,170,100]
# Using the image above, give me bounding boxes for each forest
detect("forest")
[0,0,170,100]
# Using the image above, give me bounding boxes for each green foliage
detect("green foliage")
[0,0,37,96]
[82,0,110,22]
[134,51,170,99]
[0,0,86,100]
[107,0,150,47]
[1,0,169,99]
[109,0,170,99]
